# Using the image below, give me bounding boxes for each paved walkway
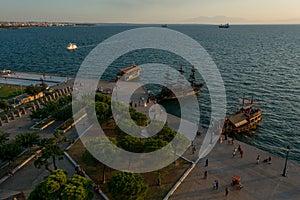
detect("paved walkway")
[0,127,104,200]
[0,114,103,199]
[169,136,300,200]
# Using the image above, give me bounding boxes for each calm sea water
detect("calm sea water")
[1,25,300,163]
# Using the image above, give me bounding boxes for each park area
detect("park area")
[0,84,24,99]
[67,131,191,200]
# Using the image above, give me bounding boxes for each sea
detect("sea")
[0,24,299,163]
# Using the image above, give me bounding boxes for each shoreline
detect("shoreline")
[0,71,299,165]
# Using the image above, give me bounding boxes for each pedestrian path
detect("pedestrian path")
[169,136,300,200]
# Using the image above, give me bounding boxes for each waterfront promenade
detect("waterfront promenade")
[169,136,300,200]
[1,78,300,199]
[129,85,300,199]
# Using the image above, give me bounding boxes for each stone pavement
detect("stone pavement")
[169,135,300,200]
[0,112,36,140]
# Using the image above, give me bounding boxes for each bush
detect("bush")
[109,172,148,200]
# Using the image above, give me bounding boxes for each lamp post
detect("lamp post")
[282,145,291,177]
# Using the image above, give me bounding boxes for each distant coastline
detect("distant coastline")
[0,21,97,30]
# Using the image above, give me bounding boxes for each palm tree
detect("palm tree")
[2,140,24,164]
[34,132,68,172]
[16,131,40,150]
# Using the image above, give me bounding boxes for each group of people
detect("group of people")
[202,158,229,196]
[233,145,244,158]
[257,155,272,164]
[129,96,150,108]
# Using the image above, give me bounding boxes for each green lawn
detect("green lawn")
[0,84,24,99]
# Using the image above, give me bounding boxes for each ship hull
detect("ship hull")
[222,109,262,135]
[155,82,205,102]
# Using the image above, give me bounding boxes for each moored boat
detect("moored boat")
[222,97,262,135]
[0,69,12,75]
[116,65,141,81]
[155,66,205,102]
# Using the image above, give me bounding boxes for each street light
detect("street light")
[282,145,291,177]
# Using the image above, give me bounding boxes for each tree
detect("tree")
[95,102,110,123]
[109,172,148,200]
[129,108,148,126]
[30,95,72,120]
[16,131,40,150]
[29,170,93,200]
[0,99,10,112]
[86,137,118,184]
[120,135,144,153]
[40,82,48,91]
[95,93,111,104]
[25,84,42,97]
[0,131,9,145]
[1,140,24,164]
[34,132,68,172]
[144,138,168,153]
[52,104,72,121]
[143,138,168,186]
[62,174,94,200]
[28,169,67,200]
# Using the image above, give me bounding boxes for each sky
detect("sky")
[1,0,300,24]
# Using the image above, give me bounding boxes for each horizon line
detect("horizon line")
[1,20,300,26]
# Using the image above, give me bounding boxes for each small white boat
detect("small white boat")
[66,43,78,50]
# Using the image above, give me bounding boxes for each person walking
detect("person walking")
[192,146,196,154]
[219,137,223,143]
[240,148,244,158]
[225,187,229,196]
[205,158,208,167]
[256,155,260,164]
[268,156,272,164]
[204,170,208,179]
[232,148,237,157]
[216,180,219,190]
[213,180,217,190]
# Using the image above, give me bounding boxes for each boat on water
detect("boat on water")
[222,97,262,135]
[161,24,168,28]
[0,69,12,75]
[154,66,205,102]
[116,65,141,81]
[66,43,78,50]
[219,23,230,28]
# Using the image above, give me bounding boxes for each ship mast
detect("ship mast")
[178,64,184,74]
[189,66,196,86]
